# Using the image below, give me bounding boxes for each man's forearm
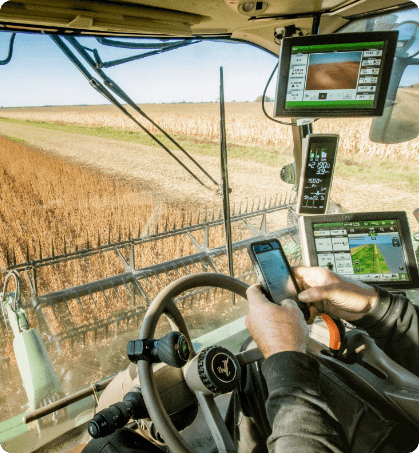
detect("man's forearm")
[262,352,347,453]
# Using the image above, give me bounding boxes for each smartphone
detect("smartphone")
[247,239,310,320]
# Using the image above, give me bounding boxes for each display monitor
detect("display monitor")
[274,31,399,118]
[299,212,419,289]
[296,134,339,215]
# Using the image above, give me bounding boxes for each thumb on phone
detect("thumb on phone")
[297,286,329,323]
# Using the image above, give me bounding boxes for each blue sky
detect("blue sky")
[0,34,278,107]
[309,51,362,66]
[1,5,419,107]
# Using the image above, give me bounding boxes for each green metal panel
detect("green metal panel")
[13,329,64,411]
[0,414,30,444]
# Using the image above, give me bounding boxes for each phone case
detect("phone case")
[247,239,310,320]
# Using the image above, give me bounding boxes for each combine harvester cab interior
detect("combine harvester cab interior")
[0,0,418,452]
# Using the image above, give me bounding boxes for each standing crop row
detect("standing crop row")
[1,101,418,162]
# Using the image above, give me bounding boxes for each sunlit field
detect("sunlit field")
[2,101,419,162]
[0,135,258,419]
[0,100,418,420]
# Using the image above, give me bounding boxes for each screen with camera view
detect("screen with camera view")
[274,32,398,117]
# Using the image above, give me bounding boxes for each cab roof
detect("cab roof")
[0,0,416,52]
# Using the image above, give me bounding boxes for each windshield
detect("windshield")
[0,35,291,443]
[0,5,418,450]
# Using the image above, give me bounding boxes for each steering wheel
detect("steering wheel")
[138,272,262,453]
[138,272,419,453]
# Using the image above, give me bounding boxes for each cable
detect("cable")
[0,33,16,66]
[261,63,320,127]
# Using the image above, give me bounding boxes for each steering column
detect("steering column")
[138,272,255,453]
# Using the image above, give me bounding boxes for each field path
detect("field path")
[0,121,417,226]
[0,121,291,204]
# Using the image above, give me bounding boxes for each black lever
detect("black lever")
[127,331,190,368]
[88,386,147,439]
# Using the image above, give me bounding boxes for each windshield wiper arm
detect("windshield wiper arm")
[96,37,195,49]
[93,38,200,68]
[64,36,218,188]
[49,35,216,190]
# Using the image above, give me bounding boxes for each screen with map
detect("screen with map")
[312,219,408,282]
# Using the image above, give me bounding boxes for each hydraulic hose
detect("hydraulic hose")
[1,269,21,312]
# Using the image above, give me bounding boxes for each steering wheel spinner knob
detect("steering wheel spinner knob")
[127,331,190,368]
[197,346,241,394]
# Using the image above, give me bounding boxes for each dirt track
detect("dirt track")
[0,122,291,205]
[306,61,360,90]
[0,121,417,227]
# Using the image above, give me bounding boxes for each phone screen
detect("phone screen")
[252,241,299,304]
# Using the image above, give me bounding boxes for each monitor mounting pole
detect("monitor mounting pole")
[292,13,322,186]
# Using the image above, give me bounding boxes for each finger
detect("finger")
[292,266,311,279]
[298,284,338,304]
[292,266,311,290]
[307,305,319,324]
[281,299,307,324]
[280,298,299,311]
[292,266,321,285]
[245,314,251,330]
[246,283,263,300]
[246,284,272,308]
[246,284,262,308]
[293,266,340,288]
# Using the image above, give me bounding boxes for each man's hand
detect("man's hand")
[293,266,379,323]
[245,284,309,358]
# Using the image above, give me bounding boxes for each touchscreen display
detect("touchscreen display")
[313,219,409,282]
[286,40,386,111]
[252,241,299,303]
[298,135,338,214]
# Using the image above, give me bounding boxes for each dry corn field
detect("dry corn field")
[0,133,260,310]
[1,101,419,162]
[0,134,274,419]
[0,100,418,421]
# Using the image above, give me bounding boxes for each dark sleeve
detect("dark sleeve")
[351,285,419,377]
[262,351,348,453]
